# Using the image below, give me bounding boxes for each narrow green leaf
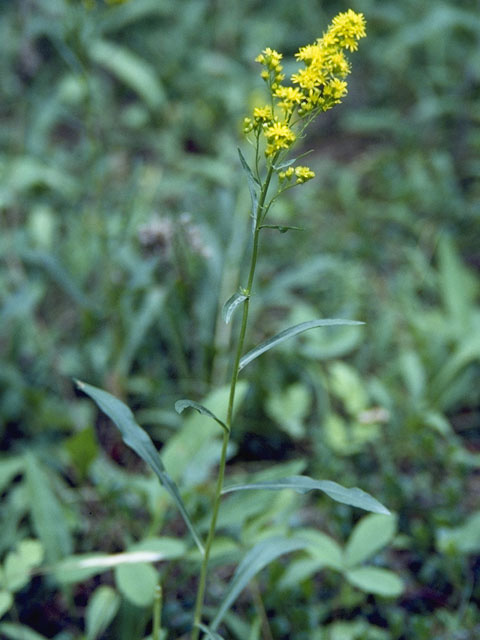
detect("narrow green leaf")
[211,537,309,630]
[237,148,259,229]
[86,586,120,640]
[52,541,187,584]
[196,623,225,640]
[239,319,364,371]
[345,567,404,597]
[222,292,248,324]
[222,475,390,515]
[0,591,13,620]
[0,623,48,640]
[130,537,187,559]
[344,514,397,568]
[162,384,248,484]
[273,150,313,171]
[24,453,73,564]
[259,224,304,233]
[51,554,108,584]
[0,457,23,494]
[115,287,165,377]
[20,249,92,309]
[175,399,228,433]
[90,39,165,109]
[75,380,204,554]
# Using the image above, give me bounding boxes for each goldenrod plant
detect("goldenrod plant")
[75,10,393,639]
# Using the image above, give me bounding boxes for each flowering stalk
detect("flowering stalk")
[191,161,276,640]
[192,10,366,638]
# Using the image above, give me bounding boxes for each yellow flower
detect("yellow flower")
[294,166,315,183]
[279,167,295,181]
[324,78,348,101]
[256,48,283,69]
[255,48,285,91]
[264,122,296,156]
[243,117,254,134]
[291,66,325,91]
[291,10,366,114]
[295,44,320,65]
[326,51,351,76]
[253,106,273,124]
[274,86,303,115]
[330,9,367,51]
[244,10,366,161]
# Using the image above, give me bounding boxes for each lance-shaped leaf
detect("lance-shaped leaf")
[273,149,313,171]
[222,475,390,515]
[239,319,364,371]
[175,399,228,433]
[75,380,204,554]
[238,148,259,230]
[52,539,186,584]
[222,292,248,324]
[211,537,309,631]
[259,224,304,233]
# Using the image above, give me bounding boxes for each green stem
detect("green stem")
[153,583,163,640]
[191,163,276,639]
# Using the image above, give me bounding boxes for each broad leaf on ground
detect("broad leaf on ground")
[345,567,404,597]
[344,514,397,567]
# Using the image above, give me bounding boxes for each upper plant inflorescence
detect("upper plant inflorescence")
[243,9,366,181]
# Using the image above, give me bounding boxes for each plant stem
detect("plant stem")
[153,583,163,640]
[191,164,275,639]
[251,578,274,640]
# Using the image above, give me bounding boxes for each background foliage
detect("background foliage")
[1,0,479,638]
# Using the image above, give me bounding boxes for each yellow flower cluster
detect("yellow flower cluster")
[291,9,366,114]
[254,48,285,92]
[244,9,366,164]
[264,122,296,156]
[278,166,315,184]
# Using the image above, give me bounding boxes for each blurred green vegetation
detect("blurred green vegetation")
[1,0,479,638]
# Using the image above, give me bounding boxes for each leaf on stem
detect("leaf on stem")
[210,537,309,630]
[222,292,248,324]
[259,224,304,233]
[222,475,390,515]
[175,399,229,433]
[273,149,314,171]
[239,319,365,371]
[237,148,259,230]
[75,380,204,555]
